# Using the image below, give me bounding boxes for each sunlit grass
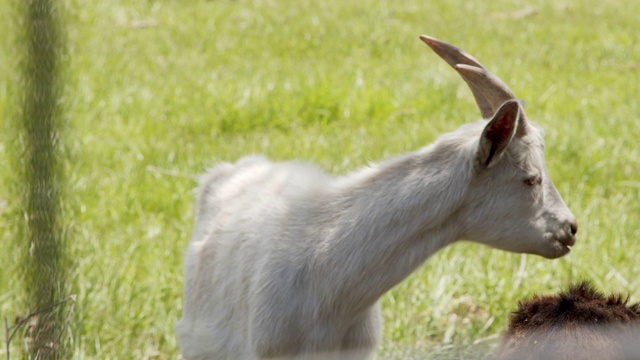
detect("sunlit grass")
[1,0,639,358]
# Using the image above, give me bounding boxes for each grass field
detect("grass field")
[1,0,640,358]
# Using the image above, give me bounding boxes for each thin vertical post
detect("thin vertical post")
[20,0,68,358]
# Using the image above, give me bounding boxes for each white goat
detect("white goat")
[175,35,578,360]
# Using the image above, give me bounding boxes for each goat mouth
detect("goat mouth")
[555,237,575,255]
[558,235,576,247]
[559,241,571,252]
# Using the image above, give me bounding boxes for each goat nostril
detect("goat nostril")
[569,222,578,236]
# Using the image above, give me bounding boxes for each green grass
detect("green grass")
[2,0,640,358]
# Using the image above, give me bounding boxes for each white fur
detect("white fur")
[175,107,577,359]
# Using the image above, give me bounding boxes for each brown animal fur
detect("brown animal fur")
[497,281,640,360]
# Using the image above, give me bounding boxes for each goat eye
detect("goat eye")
[524,177,541,186]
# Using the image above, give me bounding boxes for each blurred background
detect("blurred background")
[1,0,639,358]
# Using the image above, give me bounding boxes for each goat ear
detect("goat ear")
[475,100,521,170]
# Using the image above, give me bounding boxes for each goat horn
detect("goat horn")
[419,35,485,69]
[454,64,517,114]
[420,35,518,119]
